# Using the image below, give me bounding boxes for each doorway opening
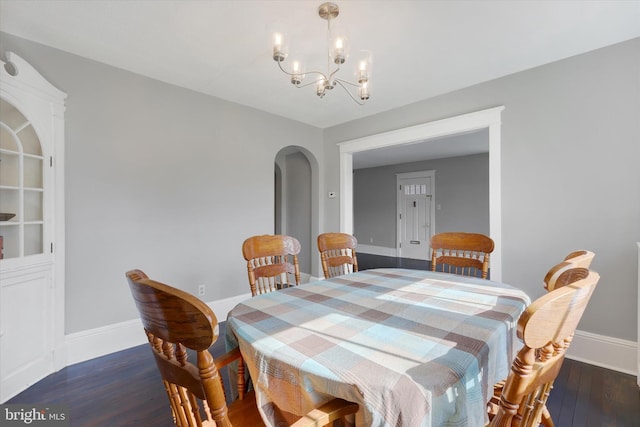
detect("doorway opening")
[274,146,320,280]
[338,106,504,281]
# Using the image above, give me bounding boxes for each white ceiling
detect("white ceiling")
[1,1,638,168]
[1,0,639,132]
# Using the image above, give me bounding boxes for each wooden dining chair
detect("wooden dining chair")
[534,251,594,426]
[242,234,301,297]
[543,250,595,291]
[490,262,593,427]
[317,232,358,279]
[487,268,600,427]
[126,269,358,427]
[430,232,495,279]
[489,252,595,427]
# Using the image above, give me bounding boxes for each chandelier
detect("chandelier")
[271,2,371,104]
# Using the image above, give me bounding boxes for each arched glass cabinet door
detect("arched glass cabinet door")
[0,98,45,259]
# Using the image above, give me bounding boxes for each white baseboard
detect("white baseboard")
[63,296,639,379]
[357,244,397,257]
[566,330,637,376]
[65,318,146,366]
[64,292,251,366]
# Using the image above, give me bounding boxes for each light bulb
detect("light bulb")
[359,81,370,100]
[316,79,326,97]
[358,60,369,83]
[272,32,288,62]
[291,61,304,85]
[331,33,349,65]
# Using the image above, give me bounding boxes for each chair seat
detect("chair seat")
[228,390,265,426]
[227,391,360,427]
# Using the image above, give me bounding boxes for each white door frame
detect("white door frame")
[338,106,504,281]
[396,170,435,260]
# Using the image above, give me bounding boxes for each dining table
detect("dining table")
[225,268,530,427]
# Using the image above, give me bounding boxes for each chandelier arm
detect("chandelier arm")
[275,58,300,77]
[327,63,341,81]
[276,59,329,81]
[328,68,341,81]
[298,70,330,79]
[334,80,365,105]
[294,80,322,89]
[334,77,362,88]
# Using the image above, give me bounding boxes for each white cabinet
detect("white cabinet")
[0,52,66,402]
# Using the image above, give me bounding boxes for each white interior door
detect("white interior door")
[397,171,434,261]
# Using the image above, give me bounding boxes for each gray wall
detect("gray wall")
[324,38,640,342]
[0,33,324,334]
[1,32,638,345]
[354,153,489,249]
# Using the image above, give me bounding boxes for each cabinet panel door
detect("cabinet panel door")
[1,267,53,401]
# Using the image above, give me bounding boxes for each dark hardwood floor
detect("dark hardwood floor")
[358,252,430,271]
[5,339,186,427]
[6,254,639,426]
[7,321,639,426]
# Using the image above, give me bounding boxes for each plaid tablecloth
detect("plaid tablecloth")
[226,268,530,427]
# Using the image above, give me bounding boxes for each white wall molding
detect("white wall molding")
[65,318,146,366]
[338,106,505,282]
[65,293,251,366]
[567,330,637,376]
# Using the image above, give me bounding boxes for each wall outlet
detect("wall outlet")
[198,284,206,296]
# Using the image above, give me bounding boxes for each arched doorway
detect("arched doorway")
[274,146,320,280]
